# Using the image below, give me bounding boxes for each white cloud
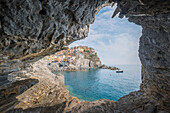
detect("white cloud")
[69,7,142,65]
[96,34,140,65]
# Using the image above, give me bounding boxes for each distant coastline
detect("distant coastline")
[41,46,120,72]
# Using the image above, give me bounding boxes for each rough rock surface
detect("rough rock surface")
[1,60,80,113]
[0,0,170,113]
[0,0,113,83]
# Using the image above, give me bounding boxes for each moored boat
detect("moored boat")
[116,70,123,73]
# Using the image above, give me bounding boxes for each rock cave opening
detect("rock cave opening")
[0,0,169,112]
[60,6,143,102]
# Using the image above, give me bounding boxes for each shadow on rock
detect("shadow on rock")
[0,79,39,112]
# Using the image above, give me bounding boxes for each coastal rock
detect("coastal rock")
[2,60,79,113]
[0,0,170,113]
[0,79,39,112]
[75,58,91,69]
[99,64,119,70]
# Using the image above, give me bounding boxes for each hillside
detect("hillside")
[43,46,102,71]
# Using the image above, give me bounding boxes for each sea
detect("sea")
[54,65,141,101]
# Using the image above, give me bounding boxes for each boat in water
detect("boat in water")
[116,70,123,73]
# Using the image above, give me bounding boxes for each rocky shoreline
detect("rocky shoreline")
[1,60,81,113]
[99,64,119,70]
[46,60,120,72]
[1,60,157,113]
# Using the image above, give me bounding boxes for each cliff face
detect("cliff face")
[0,0,170,113]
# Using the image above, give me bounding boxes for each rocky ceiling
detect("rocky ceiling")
[0,0,170,112]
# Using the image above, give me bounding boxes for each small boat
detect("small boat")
[116,70,123,73]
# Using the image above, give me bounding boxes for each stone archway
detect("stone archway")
[0,0,169,112]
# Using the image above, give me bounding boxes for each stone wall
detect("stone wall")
[0,0,170,112]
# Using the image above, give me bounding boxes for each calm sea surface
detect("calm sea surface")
[55,65,141,101]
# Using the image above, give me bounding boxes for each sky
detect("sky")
[69,6,142,65]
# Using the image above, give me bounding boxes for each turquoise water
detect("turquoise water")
[56,65,141,101]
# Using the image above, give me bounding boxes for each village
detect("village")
[43,46,102,71]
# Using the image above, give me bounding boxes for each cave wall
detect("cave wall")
[139,15,170,110]
[129,13,170,111]
[0,0,113,85]
[0,0,170,112]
